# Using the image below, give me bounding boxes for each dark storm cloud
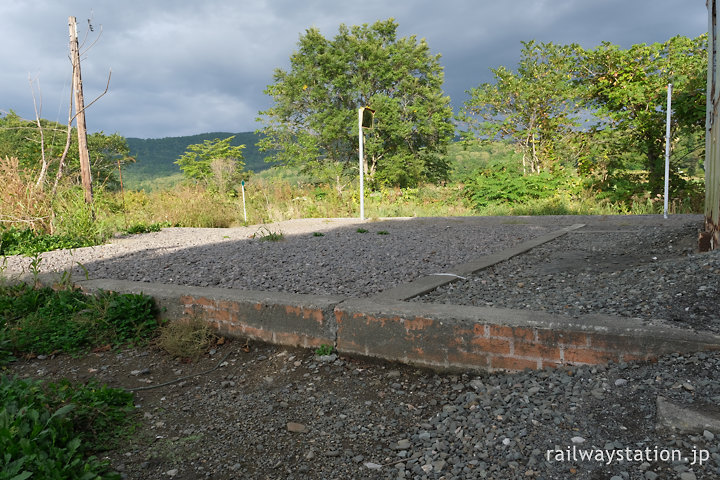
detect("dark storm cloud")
[0,0,708,139]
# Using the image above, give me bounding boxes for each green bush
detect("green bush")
[0,226,94,256]
[0,375,132,479]
[463,162,578,209]
[124,222,167,235]
[0,283,159,356]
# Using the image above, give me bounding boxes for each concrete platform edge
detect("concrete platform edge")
[71,278,720,372]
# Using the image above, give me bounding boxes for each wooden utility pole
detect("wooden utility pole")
[69,16,93,205]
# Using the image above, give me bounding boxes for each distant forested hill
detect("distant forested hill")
[124,131,273,183]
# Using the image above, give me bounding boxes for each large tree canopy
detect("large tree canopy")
[175,136,245,194]
[461,41,583,174]
[257,18,454,189]
[460,35,706,204]
[0,110,134,190]
[579,34,707,194]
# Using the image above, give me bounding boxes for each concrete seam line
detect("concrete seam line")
[373,223,586,301]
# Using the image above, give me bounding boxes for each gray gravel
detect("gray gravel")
[9,340,720,480]
[1,217,554,297]
[416,218,720,335]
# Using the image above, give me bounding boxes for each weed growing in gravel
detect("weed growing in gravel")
[28,252,42,285]
[124,221,168,235]
[252,226,285,242]
[312,232,325,237]
[315,344,334,356]
[0,283,159,357]
[0,375,133,479]
[377,230,389,235]
[156,317,217,360]
[356,228,369,233]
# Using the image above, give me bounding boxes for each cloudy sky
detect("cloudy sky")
[0,0,708,139]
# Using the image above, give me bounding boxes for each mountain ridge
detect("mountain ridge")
[124,131,273,180]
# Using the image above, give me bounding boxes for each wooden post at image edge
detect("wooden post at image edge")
[69,16,94,206]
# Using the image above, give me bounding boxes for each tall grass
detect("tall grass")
[0,156,53,232]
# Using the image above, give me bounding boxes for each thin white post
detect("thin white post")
[358,107,365,221]
[241,179,247,224]
[664,83,672,219]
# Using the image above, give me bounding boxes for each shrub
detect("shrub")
[0,283,159,356]
[0,156,53,233]
[155,317,216,360]
[0,225,93,256]
[463,161,578,210]
[0,375,132,479]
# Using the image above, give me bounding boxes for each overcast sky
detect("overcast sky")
[0,0,708,139]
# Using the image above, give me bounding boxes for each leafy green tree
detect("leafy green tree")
[175,136,245,192]
[461,41,582,174]
[0,110,134,191]
[578,34,707,194]
[257,18,454,189]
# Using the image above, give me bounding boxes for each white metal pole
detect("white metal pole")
[358,107,365,221]
[664,83,672,219]
[241,180,247,224]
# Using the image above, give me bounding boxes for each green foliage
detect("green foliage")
[258,18,454,189]
[579,34,707,194]
[463,160,579,209]
[0,111,134,191]
[123,222,166,235]
[314,344,334,356]
[252,226,284,242]
[462,41,583,173]
[175,136,245,190]
[0,375,132,479]
[124,132,272,189]
[0,283,159,356]
[0,226,94,256]
[0,329,16,367]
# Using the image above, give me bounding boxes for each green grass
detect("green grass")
[0,143,705,257]
[0,226,95,256]
[314,344,334,356]
[0,283,160,359]
[0,282,162,479]
[252,226,284,242]
[123,221,169,235]
[0,375,133,480]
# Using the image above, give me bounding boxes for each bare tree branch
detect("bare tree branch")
[52,72,76,197]
[29,76,49,189]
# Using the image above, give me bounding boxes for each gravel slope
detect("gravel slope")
[4,214,720,480]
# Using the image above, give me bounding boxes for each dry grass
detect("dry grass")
[155,317,217,360]
[0,156,53,232]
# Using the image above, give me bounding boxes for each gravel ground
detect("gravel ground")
[415,217,720,335]
[7,339,720,480]
[4,214,720,479]
[2,217,555,297]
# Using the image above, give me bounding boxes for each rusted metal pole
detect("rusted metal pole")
[69,16,94,205]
